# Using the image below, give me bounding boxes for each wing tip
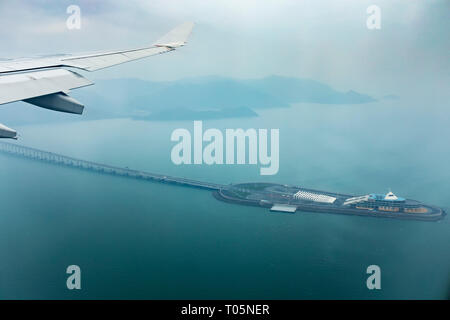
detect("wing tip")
[154,22,195,48]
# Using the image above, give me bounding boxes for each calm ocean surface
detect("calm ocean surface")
[0,98,449,299]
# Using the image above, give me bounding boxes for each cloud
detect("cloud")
[0,0,448,98]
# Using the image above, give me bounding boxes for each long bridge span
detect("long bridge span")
[0,142,224,191]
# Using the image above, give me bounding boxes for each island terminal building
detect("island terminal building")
[214,183,445,221]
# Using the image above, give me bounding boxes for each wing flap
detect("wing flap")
[61,47,169,71]
[0,59,57,73]
[0,69,93,105]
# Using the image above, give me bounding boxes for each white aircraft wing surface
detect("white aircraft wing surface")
[0,69,93,105]
[0,22,194,139]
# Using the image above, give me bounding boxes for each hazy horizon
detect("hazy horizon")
[0,0,448,100]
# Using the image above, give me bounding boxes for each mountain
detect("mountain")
[243,76,376,104]
[135,106,258,121]
[0,75,376,125]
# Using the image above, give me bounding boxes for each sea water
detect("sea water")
[0,98,449,299]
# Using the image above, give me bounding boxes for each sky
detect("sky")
[0,0,448,98]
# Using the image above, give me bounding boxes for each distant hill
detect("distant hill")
[0,75,376,125]
[243,76,376,104]
[134,106,258,121]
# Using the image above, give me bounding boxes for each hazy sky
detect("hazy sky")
[0,0,448,98]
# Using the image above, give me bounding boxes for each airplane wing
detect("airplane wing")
[0,22,194,139]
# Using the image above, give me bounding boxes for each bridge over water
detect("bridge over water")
[0,142,224,191]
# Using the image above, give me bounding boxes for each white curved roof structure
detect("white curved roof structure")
[293,190,336,204]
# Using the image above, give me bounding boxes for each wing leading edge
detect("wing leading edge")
[0,22,194,139]
[0,22,194,74]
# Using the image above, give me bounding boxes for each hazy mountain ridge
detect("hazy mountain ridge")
[0,75,376,125]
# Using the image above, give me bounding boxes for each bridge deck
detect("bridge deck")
[0,142,224,191]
